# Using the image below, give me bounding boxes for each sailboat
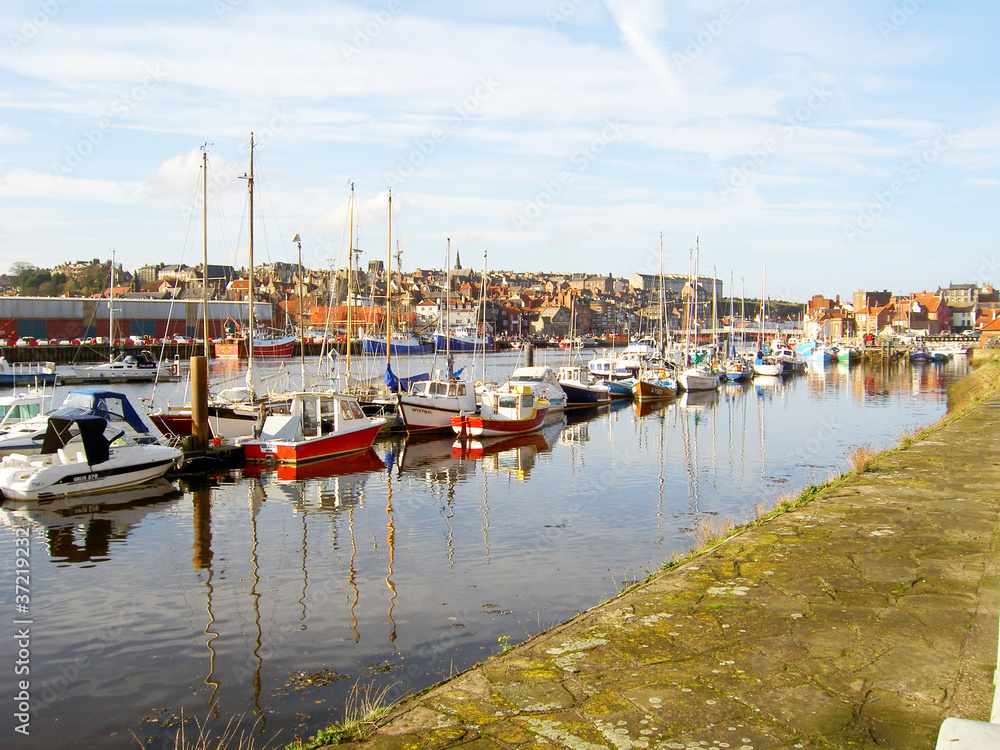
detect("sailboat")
[632,233,678,401]
[397,238,477,433]
[214,136,296,360]
[752,263,784,377]
[677,238,720,393]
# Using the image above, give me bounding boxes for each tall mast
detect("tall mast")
[346,182,355,384]
[247,133,255,366]
[445,237,452,376]
[109,248,115,363]
[202,144,210,359]
[293,233,305,390]
[480,249,488,380]
[712,264,718,356]
[658,232,664,358]
[385,189,392,370]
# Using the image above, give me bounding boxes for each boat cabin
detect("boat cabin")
[408,380,470,399]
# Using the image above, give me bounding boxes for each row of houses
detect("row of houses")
[804,284,1000,340]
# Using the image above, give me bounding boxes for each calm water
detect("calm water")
[0,352,969,748]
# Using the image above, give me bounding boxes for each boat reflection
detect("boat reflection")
[0,478,181,564]
[451,419,563,480]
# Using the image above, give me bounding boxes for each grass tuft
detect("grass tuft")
[285,681,395,750]
[848,444,879,473]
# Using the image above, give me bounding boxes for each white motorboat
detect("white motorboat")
[69,350,177,384]
[0,388,166,457]
[677,364,720,392]
[398,373,478,434]
[506,366,568,412]
[772,344,806,372]
[0,389,51,431]
[752,356,785,377]
[0,415,181,501]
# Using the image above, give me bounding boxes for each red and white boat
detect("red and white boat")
[215,326,297,359]
[450,384,549,438]
[241,391,385,464]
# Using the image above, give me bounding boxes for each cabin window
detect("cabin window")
[302,398,319,433]
[457,384,466,396]
[340,400,355,421]
[432,382,449,396]
[498,396,517,409]
[522,394,533,408]
[447,384,457,397]
[349,401,364,419]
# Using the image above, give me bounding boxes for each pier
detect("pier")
[346,361,1000,749]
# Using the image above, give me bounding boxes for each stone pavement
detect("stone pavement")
[346,394,1000,750]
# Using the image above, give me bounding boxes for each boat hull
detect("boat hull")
[242,421,383,464]
[560,381,611,406]
[677,370,719,392]
[434,334,495,353]
[632,379,676,401]
[450,407,549,438]
[361,337,431,356]
[215,337,296,359]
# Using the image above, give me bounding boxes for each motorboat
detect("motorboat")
[556,365,611,406]
[723,358,753,381]
[0,358,57,386]
[451,383,549,438]
[241,391,386,464]
[506,366,567,412]
[0,388,166,457]
[752,356,785,377]
[677,363,720,392]
[836,346,861,363]
[772,344,806,372]
[69,350,176,384]
[0,415,181,501]
[0,389,51,431]
[811,344,838,363]
[398,371,478,434]
[215,325,297,359]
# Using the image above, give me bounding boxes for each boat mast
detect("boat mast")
[712,264,718,358]
[247,133,255,367]
[445,237,452,377]
[480,249,488,380]
[658,232,665,360]
[346,182,355,386]
[293,233,305,390]
[385,189,392,371]
[202,144,210,359]
[109,247,115,363]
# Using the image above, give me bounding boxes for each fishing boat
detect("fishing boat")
[215,324,297,359]
[0,415,181,501]
[772,344,806,372]
[433,325,494,353]
[836,346,861,363]
[631,364,678,401]
[928,347,953,362]
[811,344,838,363]
[556,365,611,406]
[361,330,431,356]
[506,365,567,412]
[241,391,385,464]
[451,384,549,438]
[0,358,57,386]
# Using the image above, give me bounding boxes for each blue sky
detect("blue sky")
[1,0,998,302]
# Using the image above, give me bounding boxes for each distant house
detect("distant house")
[531,306,571,337]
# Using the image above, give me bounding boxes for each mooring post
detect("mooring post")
[190,355,209,453]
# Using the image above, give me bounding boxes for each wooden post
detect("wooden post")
[190,355,209,452]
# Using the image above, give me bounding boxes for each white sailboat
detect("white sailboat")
[677,238,720,393]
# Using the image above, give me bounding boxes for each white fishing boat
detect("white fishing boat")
[506,366,568,412]
[772,344,806,372]
[69,349,175,384]
[752,356,785,377]
[0,415,181,501]
[451,383,549,438]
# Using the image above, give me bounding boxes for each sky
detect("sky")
[1,0,999,303]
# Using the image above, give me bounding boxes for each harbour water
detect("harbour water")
[0,352,969,749]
